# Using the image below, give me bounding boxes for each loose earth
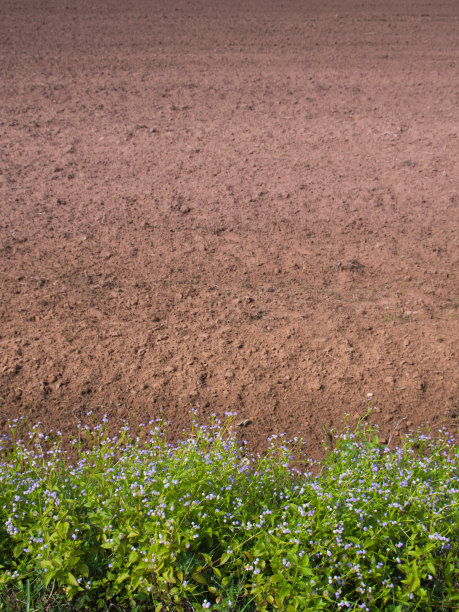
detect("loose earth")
[1,0,458,456]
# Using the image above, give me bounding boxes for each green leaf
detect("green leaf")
[192,572,207,585]
[162,568,176,584]
[51,556,63,569]
[66,572,79,587]
[279,585,291,602]
[219,552,230,565]
[202,552,212,565]
[116,572,130,584]
[40,560,54,570]
[43,571,55,587]
[13,543,25,558]
[56,521,69,539]
[411,567,420,592]
[212,566,221,579]
[77,562,89,577]
[128,550,138,565]
[402,563,420,592]
[130,575,141,590]
[425,562,436,576]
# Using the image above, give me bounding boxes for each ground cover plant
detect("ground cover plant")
[0,412,457,611]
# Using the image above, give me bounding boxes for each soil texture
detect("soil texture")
[1,0,458,456]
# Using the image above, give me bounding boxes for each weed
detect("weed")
[0,413,457,611]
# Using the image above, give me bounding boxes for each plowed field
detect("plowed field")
[1,0,458,455]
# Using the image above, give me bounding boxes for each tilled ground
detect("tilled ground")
[1,0,458,456]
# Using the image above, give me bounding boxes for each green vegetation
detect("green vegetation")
[0,412,457,611]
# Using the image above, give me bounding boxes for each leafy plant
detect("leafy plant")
[0,413,457,610]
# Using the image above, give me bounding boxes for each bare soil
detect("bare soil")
[1,0,458,456]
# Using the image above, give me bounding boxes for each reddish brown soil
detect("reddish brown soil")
[1,0,458,456]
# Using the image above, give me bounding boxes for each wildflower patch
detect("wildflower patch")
[0,414,457,610]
